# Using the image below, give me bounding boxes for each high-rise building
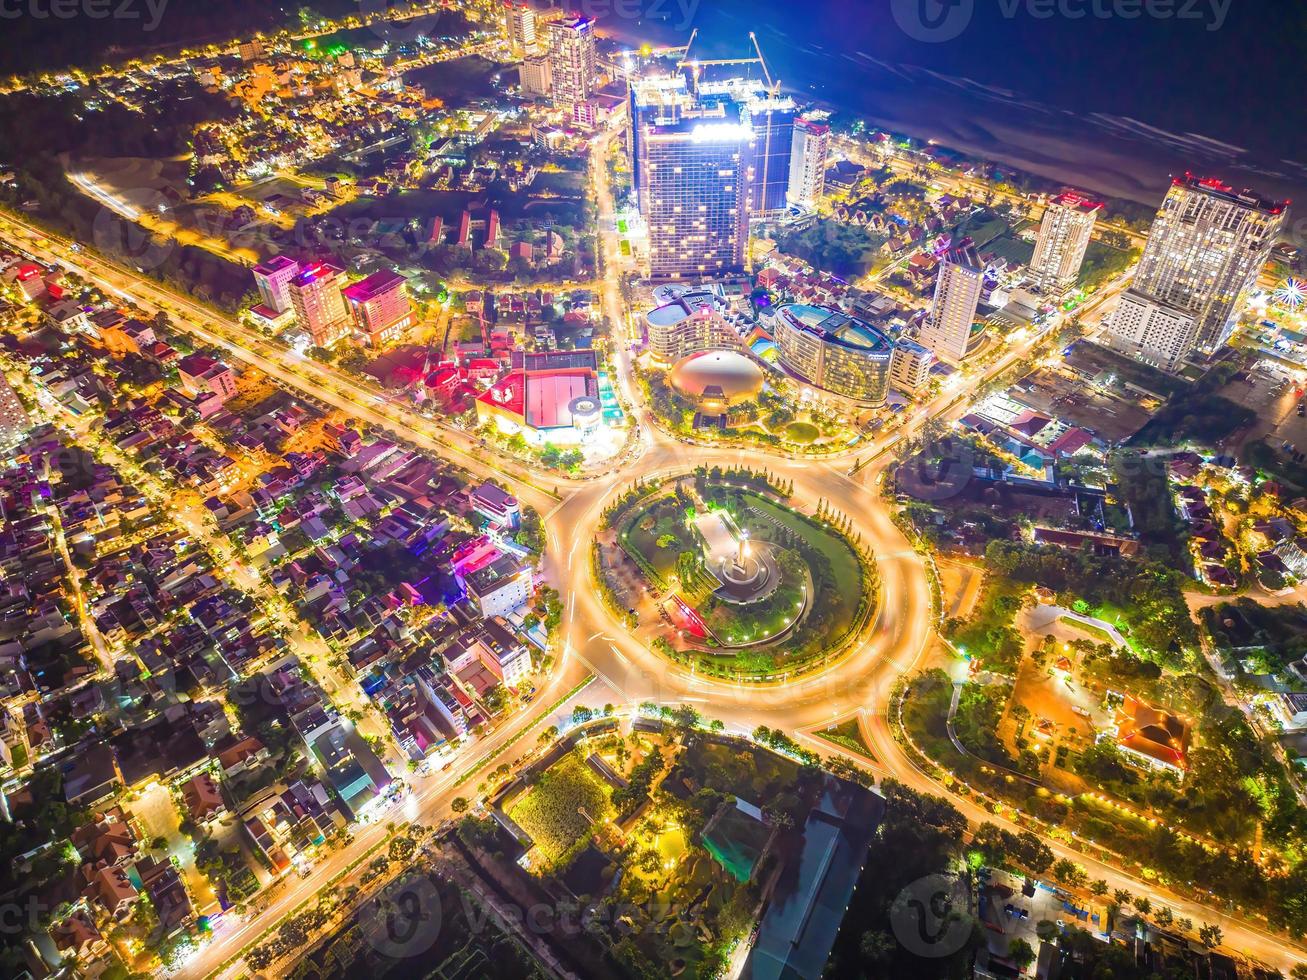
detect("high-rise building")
[0,375,29,451]
[889,338,935,395]
[546,16,595,105]
[638,117,752,279]
[1030,191,1103,296]
[787,117,830,209]
[644,284,740,362]
[1108,174,1287,362]
[745,96,795,218]
[1100,290,1197,371]
[631,70,755,279]
[519,54,551,97]
[917,242,984,365]
[503,2,536,55]
[252,255,299,314]
[774,304,894,406]
[343,269,413,348]
[289,261,352,348]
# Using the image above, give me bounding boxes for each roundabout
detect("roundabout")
[592,468,878,678]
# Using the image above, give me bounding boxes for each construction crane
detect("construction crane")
[750,32,778,93]
[675,30,781,96]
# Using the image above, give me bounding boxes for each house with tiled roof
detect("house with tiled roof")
[1111,695,1191,776]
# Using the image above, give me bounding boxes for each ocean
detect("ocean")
[594,0,1307,210]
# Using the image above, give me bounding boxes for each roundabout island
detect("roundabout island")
[593,467,879,680]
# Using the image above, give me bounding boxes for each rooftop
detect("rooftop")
[253,255,298,276]
[1171,172,1289,214]
[777,304,894,354]
[342,268,405,302]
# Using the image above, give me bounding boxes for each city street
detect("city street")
[1,175,1301,976]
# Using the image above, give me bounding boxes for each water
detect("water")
[598,0,1307,209]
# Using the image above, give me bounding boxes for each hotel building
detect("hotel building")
[1030,191,1102,296]
[774,304,894,406]
[343,269,413,348]
[289,261,352,348]
[917,242,984,365]
[1106,174,1287,366]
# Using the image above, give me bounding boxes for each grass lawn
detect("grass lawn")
[1057,616,1119,647]
[784,421,819,444]
[508,753,613,870]
[742,493,864,640]
[620,495,698,583]
[815,718,877,761]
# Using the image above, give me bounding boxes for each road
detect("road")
[3,175,1302,975]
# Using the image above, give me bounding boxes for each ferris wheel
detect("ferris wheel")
[1273,277,1306,310]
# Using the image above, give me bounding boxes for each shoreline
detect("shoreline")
[595,20,1305,211]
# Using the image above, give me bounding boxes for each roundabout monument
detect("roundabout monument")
[592,468,879,680]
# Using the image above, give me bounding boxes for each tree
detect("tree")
[1052,858,1087,888]
[1090,879,1109,897]
[1132,896,1151,916]
[1008,938,1035,969]
[1154,906,1173,927]
[1035,919,1058,943]
[1177,917,1192,934]
[1113,889,1132,907]
[1198,923,1222,948]
[859,929,895,965]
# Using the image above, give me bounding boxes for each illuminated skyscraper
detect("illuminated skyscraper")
[343,269,413,348]
[546,16,595,105]
[744,95,795,218]
[787,117,830,209]
[1030,191,1102,296]
[917,242,984,365]
[289,261,352,348]
[503,2,536,55]
[1107,174,1287,365]
[631,73,753,280]
[252,255,299,314]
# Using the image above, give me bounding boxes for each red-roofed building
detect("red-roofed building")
[11,262,47,301]
[178,354,239,404]
[1112,695,1190,775]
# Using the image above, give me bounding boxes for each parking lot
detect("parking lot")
[1217,359,1307,458]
